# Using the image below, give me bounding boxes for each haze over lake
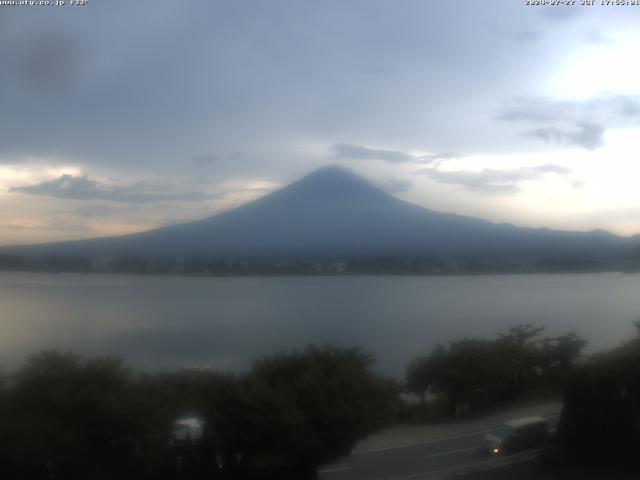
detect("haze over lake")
[2,271,639,377]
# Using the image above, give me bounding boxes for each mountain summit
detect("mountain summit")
[1,166,633,259]
[269,165,392,202]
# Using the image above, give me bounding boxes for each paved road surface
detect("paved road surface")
[319,412,559,480]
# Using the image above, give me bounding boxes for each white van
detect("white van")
[483,416,549,455]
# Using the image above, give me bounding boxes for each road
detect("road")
[318,412,559,480]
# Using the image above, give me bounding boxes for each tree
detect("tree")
[407,340,506,417]
[0,351,175,480]
[554,325,640,470]
[539,332,587,392]
[406,356,431,403]
[494,324,545,399]
[221,345,395,479]
[406,324,586,419]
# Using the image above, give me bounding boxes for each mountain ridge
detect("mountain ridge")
[0,166,636,260]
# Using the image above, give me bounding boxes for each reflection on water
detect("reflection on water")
[1,271,639,376]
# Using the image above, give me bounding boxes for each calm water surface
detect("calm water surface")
[1,272,639,376]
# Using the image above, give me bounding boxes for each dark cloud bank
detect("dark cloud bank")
[10,175,211,204]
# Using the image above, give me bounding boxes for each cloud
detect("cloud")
[2,1,639,242]
[420,168,524,194]
[0,218,92,233]
[191,154,217,168]
[420,152,460,164]
[76,204,117,218]
[332,143,458,164]
[13,29,86,92]
[511,29,540,43]
[525,123,604,151]
[0,153,28,165]
[332,143,415,163]
[10,174,212,204]
[585,30,613,45]
[418,164,573,195]
[540,7,584,22]
[497,95,640,150]
[384,179,412,195]
[492,25,540,44]
[531,164,572,175]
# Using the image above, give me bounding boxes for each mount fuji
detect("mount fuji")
[1,166,634,260]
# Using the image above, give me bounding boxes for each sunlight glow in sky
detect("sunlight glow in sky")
[550,31,640,100]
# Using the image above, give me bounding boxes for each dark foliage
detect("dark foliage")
[0,346,394,480]
[0,351,179,479]
[553,323,640,471]
[406,324,586,417]
[230,346,395,479]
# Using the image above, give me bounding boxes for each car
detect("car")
[483,416,550,455]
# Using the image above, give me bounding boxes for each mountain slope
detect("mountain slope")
[1,166,634,259]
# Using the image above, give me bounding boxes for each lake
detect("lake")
[1,271,639,377]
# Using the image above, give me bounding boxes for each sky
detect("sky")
[2,0,640,245]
